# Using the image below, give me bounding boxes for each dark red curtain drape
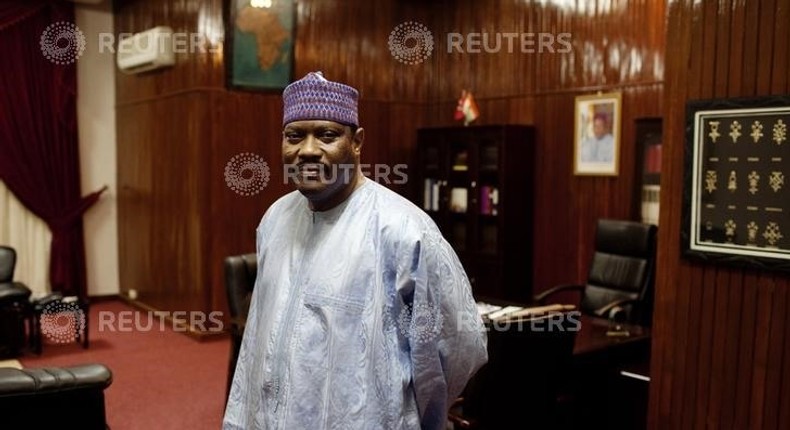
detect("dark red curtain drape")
[0,1,105,297]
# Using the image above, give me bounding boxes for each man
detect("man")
[223,72,487,430]
[580,112,615,163]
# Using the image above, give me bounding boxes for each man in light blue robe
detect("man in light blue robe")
[580,113,615,163]
[223,72,488,430]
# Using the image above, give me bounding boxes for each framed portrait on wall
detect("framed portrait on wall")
[224,0,295,91]
[574,92,622,176]
[682,95,790,272]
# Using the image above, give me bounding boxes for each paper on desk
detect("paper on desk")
[500,304,575,320]
[486,306,524,320]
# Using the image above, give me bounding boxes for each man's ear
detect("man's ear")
[352,127,364,154]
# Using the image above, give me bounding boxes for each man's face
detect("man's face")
[282,120,363,205]
[592,117,607,139]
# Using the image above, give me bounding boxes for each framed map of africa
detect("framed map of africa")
[225,0,295,91]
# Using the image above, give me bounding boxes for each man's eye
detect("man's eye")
[320,132,340,142]
[285,133,302,142]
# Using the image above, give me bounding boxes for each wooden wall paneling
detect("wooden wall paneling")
[207,91,287,323]
[756,0,777,95]
[687,2,719,427]
[705,265,732,428]
[780,282,790,428]
[763,275,786,430]
[530,92,578,288]
[650,0,688,426]
[114,0,224,104]
[733,273,759,429]
[719,269,745,429]
[690,267,717,428]
[651,0,790,427]
[117,103,154,304]
[423,0,665,293]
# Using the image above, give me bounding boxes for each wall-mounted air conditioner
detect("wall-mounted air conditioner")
[116,26,175,74]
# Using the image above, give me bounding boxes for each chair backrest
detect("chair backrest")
[224,253,257,398]
[580,219,657,325]
[224,253,257,323]
[0,246,16,283]
[461,311,579,428]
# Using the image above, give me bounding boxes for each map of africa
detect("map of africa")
[230,3,293,89]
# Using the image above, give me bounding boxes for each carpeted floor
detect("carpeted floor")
[18,300,231,430]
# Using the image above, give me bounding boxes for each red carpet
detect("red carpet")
[19,300,231,430]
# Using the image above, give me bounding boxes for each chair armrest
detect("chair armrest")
[0,282,32,303]
[534,283,585,304]
[0,364,112,396]
[594,298,642,320]
[447,397,476,429]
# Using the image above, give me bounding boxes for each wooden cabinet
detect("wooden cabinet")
[415,125,535,302]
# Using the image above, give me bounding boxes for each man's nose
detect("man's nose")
[298,135,321,159]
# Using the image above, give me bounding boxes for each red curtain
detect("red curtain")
[0,1,105,297]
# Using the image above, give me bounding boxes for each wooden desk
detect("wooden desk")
[573,315,650,357]
[568,316,651,430]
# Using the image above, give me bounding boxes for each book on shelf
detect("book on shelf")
[479,186,499,215]
[423,179,441,211]
[450,187,468,213]
[641,184,660,226]
[643,142,662,176]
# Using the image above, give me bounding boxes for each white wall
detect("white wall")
[76,2,119,297]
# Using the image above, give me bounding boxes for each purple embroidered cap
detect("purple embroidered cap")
[282,71,359,127]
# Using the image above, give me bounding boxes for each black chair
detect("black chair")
[224,252,257,397]
[0,363,112,429]
[534,219,658,326]
[448,309,579,429]
[0,246,33,358]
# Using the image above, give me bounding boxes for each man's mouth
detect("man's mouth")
[298,164,325,180]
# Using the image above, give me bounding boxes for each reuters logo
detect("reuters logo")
[224,152,270,196]
[40,21,86,65]
[40,301,86,344]
[388,21,433,65]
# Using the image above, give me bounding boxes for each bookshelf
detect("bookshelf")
[415,125,535,302]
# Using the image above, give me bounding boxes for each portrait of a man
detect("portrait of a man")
[574,92,621,175]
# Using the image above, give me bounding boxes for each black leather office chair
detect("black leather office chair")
[224,252,257,397]
[0,246,33,358]
[534,219,657,326]
[448,309,579,429]
[0,363,112,429]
